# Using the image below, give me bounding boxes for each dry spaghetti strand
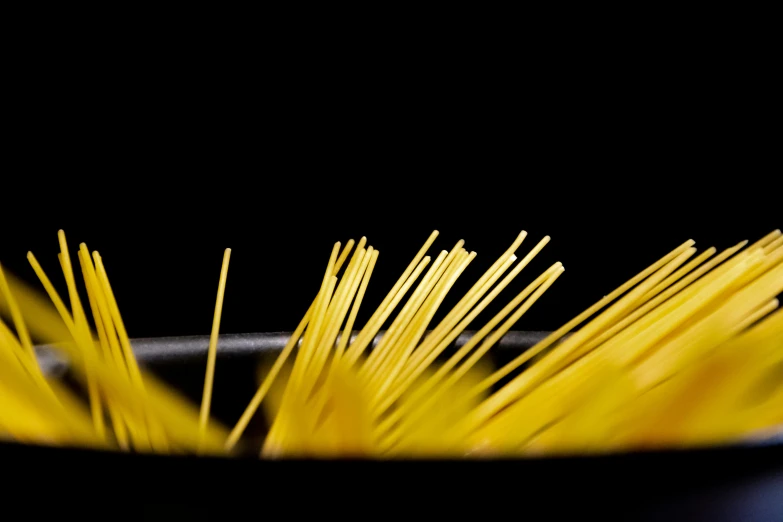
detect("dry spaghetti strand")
[382,235,552,416]
[0,263,47,384]
[225,240,358,451]
[362,243,462,381]
[393,232,530,382]
[369,250,475,404]
[199,248,232,449]
[78,247,130,450]
[342,231,440,366]
[57,231,106,441]
[462,240,697,418]
[263,243,342,454]
[378,263,564,448]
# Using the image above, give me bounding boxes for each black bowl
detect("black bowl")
[6,331,782,520]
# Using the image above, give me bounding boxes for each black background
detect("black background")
[2,46,779,342]
[1,20,782,522]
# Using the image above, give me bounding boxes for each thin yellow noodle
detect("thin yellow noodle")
[345,255,432,369]
[640,248,717,302]
[270,240,364,452]
[388,265,564,455]
[310,240,367,359]
[307,247,367,375]
[78,248,130,450]
[334,239,356,275]
[57,232,105,441]
[224,306,313,451]
[266,271,338,453]
[292,276,337,393]
[305,249,379,429]
[414,263,563,409]
[92,251,162,450]
[225,241,357,450]
[763,235,783,255]
[735,299,779,333]
[0,321,91,441]
[359,240,464,372]
[0,267,56,406]
[362,244,461,380]
[378,263,564,445]
[632,262,783,391]
[370,250,474,403]
[382,250,473,377]
[596,251,757,370]
[199,248,232,448]
[10,248,231,451]
[392,235,552,406]
[333,248,377,363]
[395,232,532,379]
[603,254,764,380]
[27,253,143,445]
[26,253,77,334]
[748,229,781,251]
[0,267,71,344]
[467,239,697,402]
[371,255,521,418]
[342,231,440,365]
[92,251,145,389]
[581,243,746,357]
[460,244,698,436]
[290,243,341,382]
[78,245,151,450]
[299,267,371,440]
[77,246,127,372]
[361,247,456,376]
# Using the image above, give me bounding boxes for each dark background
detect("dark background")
[2,48,779,341]
[1,21,782,521]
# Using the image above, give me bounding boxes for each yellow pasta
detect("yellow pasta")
[0,228,780,458]
[199,248,231,449]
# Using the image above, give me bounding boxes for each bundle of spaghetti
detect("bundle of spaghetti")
[0,232,229,453]
[249,231,563,457]
[247,229,782,456]
[462,230,783,455]
[1,228,781,457]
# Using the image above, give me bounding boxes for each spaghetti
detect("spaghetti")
[0,228,781,457]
